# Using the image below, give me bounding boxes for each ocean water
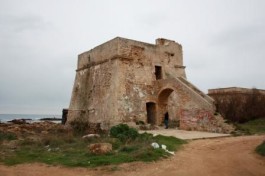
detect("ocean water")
[0,114,61,123]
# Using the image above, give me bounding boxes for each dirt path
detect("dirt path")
[1,135,264,176]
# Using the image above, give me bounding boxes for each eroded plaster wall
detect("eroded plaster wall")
[68,58,120,127]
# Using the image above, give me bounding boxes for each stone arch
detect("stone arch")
[157,88,175,124]
[158,88,174,105]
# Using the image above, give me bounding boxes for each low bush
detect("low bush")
[110,124,139,142]
[256,141,265,156]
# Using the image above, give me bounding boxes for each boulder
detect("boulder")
[151,142,160,149]
[89,143,112,154]
[8,119,28,124]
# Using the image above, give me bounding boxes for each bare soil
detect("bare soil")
[0,135,264,176]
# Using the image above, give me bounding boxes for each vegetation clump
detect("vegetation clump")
[256,141,265,156]
[110,124,139,142]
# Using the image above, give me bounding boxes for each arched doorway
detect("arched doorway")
[158,88,174,125]
[146,102,156,125]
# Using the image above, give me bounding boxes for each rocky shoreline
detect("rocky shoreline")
[0,121,66,138]
[3,118,62,125]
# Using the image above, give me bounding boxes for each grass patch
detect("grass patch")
[153,135,184,151]
[256,141,265,156]
[0,131,17,141]
[0,126,186,167]
[234,118,265,135]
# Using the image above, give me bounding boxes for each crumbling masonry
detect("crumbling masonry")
[67,37,231,133]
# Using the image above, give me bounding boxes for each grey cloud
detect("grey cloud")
[210,23,265,50]
[1,0,265,114]
[0,15,48,33]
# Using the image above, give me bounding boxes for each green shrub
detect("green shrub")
[256,141,265,156]
[110,124,139,142]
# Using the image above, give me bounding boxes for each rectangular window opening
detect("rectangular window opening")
[155,66,162,80]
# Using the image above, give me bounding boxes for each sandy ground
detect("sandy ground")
[0,135,264,176]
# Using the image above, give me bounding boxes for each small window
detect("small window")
[155,66,162,80]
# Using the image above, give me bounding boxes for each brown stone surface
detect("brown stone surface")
[67,37,230,133]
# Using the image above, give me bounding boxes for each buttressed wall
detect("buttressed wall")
[68,37,231,133]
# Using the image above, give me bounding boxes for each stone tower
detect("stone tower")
[67,37,229,132]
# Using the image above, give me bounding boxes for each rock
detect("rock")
[82,134,100,139]
[89,143,112,154]
[161,144,167,150]
[40,117,62,121]
[151,142,160,149]
[8,119,29,124]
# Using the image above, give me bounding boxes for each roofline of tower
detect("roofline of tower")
[79,36,182,56]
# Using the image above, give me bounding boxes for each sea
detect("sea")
[0,114,62,123]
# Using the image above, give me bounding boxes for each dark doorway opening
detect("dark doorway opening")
[146,102,156,125]
[155,66,162,80]
[164,112,169,129]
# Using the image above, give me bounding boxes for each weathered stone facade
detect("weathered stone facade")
[67,37,229,132]
[208,87,265,123]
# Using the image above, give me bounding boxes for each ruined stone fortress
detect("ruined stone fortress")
[67,37,230,133]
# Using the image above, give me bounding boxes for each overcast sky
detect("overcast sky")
[0,0,265,114]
